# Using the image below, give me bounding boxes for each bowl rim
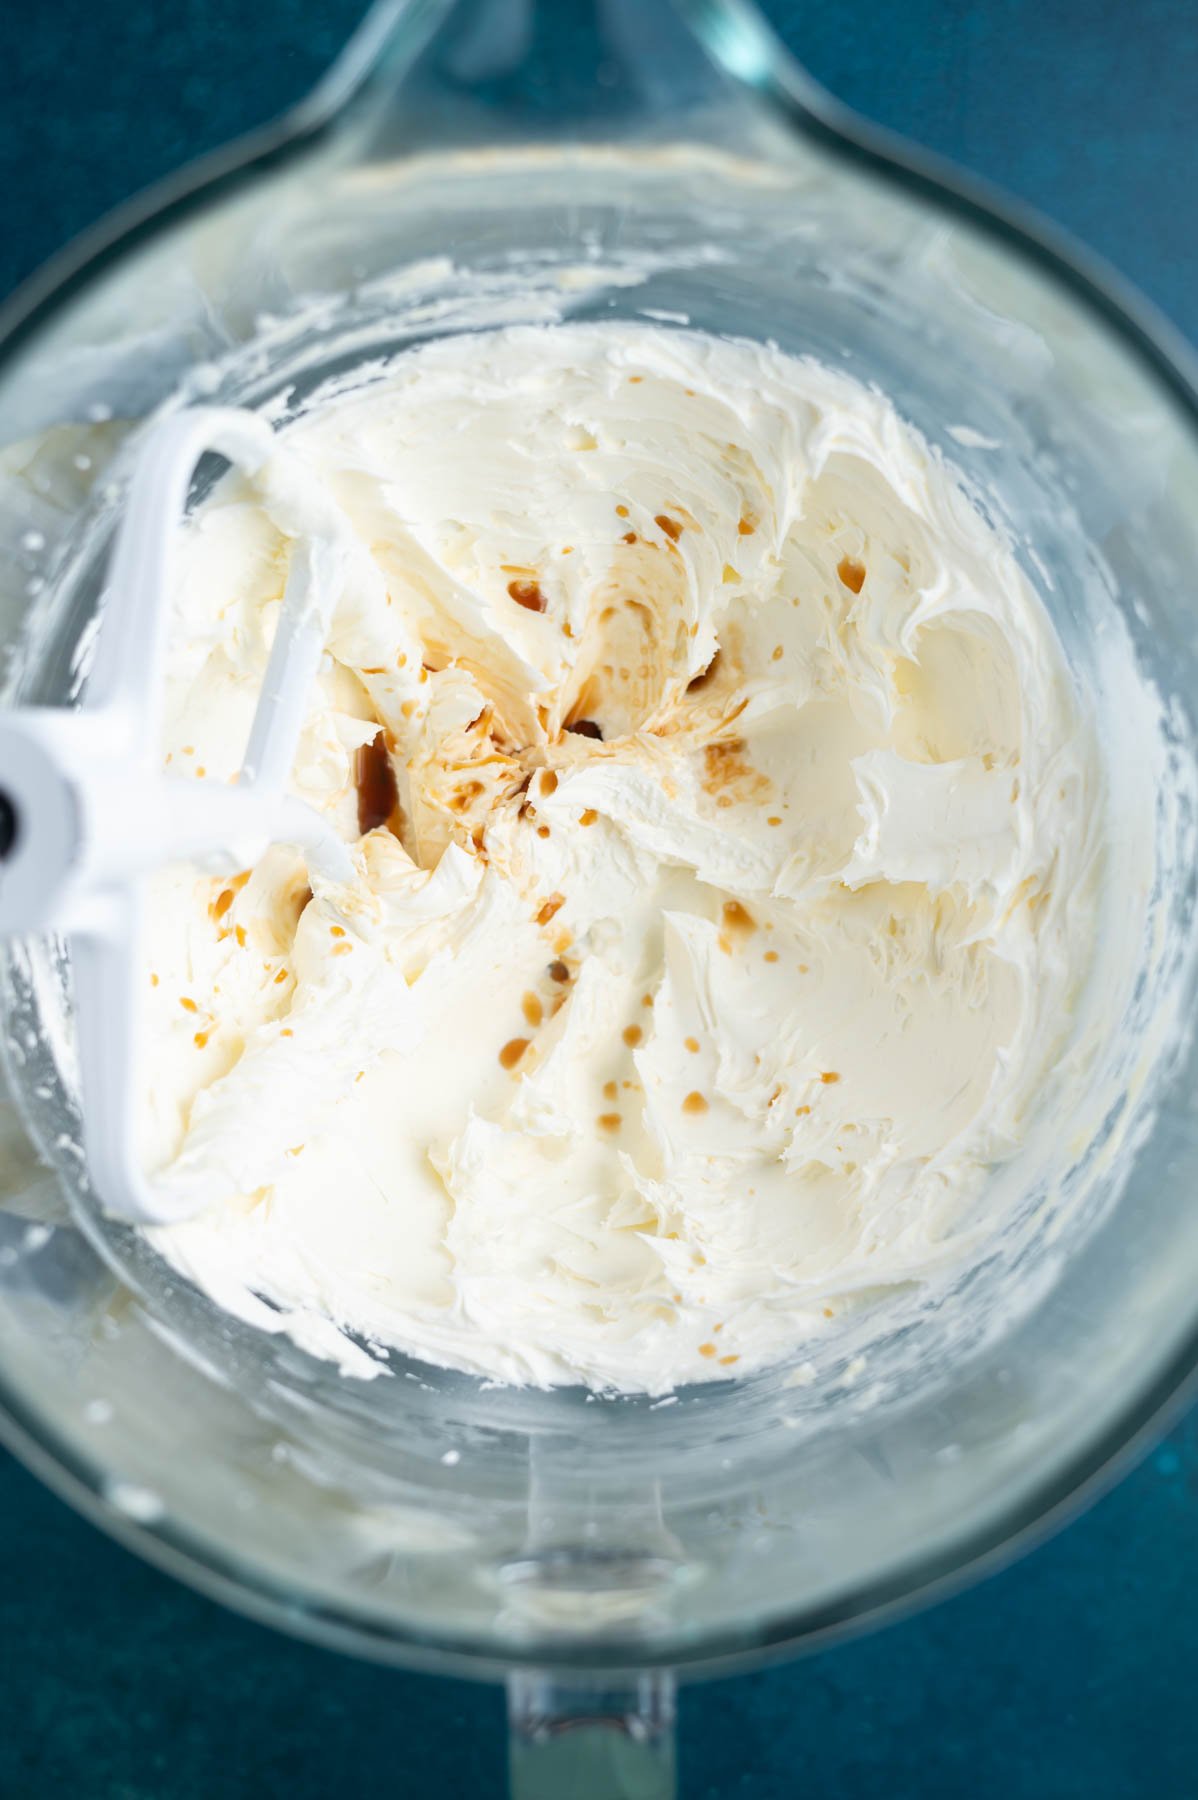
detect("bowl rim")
[0,1331,1193,1682]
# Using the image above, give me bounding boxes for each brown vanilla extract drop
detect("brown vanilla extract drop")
[837,555,866,594]
[508,579,547,612]
[355,732,399,836]
[721,900,755,936]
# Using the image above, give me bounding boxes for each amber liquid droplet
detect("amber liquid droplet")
[837,555,866,594]
[622,1024,642,1048]
[655,513,683,542]
[355,732,399,836]
[721,900,755,935]
[508,579,547,612]
[682,1091,709,1115]
[499,1037,531,1071]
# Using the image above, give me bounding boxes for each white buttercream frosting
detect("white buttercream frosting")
[142,323,1103,1391]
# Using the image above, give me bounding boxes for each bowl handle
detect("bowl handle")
[507,1668,676,1800]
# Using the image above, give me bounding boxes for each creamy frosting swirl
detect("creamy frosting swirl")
[143,324,1101,1391]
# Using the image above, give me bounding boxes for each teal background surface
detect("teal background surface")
[2,2,1197,1794]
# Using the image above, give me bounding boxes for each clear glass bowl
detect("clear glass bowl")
[1,2,1197,1792]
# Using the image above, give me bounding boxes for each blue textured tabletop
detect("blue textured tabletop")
[2,3,1197,1796]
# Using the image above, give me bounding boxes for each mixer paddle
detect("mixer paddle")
[0,407,357,1223]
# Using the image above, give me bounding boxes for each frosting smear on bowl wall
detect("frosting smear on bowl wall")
[141,324,1104,1392]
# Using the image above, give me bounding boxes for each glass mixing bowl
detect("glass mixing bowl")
[1,2,1197,1792]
